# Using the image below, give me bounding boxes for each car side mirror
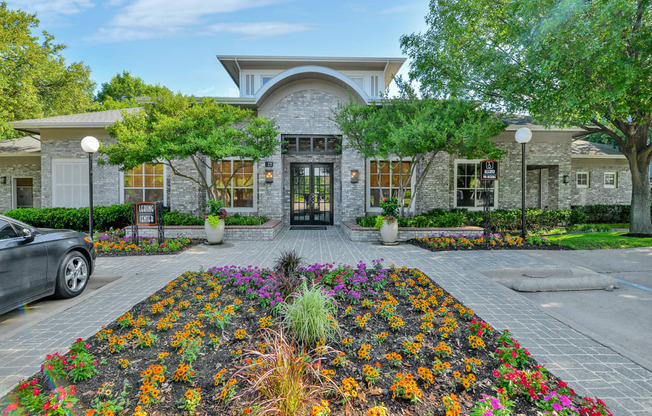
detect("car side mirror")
[22,228,34,242]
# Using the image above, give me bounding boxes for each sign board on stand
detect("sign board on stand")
[480,160,499,181]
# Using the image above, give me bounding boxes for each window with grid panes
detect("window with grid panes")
[368,160,412,208]
[213,160,255,208]
[124,164,164,203]
[455,162,496,208]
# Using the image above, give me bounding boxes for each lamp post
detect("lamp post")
[515,127,532,238]
[81,136,100,238]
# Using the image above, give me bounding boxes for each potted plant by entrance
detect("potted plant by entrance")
[374,197,399,245]
[205,200,228,245]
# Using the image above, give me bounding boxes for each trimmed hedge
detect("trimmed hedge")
[356,205,650,233]
[2,205,270,231]
[3,205,131,232]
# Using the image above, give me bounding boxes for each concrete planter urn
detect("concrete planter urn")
[379,218,398,245]
[204,217,225,245]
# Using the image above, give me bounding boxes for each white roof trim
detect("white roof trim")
[254,66,371,105]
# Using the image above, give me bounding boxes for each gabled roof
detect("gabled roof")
[0,135,40,156]
[217,55,406,90]
[10,108,142,133]
[572,140,625,158]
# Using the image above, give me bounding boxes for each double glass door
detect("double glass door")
[290,164,333,225]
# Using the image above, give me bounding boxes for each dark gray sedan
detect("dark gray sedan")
[0,214,95,316]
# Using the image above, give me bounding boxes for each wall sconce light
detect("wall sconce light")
[0,177,6,185]
[350,169,359,183]
[265,169,274,183]
[563,174,569,184]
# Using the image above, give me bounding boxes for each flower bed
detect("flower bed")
[410,234,574,251]
[94,229,201,256]
[0,261,610,416]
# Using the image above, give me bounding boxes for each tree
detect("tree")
[0,2,94,139]
[333,87,506,217]
[92,71,172,111]
[102,94,278,206]
[401,0,652,234]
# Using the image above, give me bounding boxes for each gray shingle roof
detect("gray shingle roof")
[0,135,40,155]
[11,108,141,131]
[572,139,623,156]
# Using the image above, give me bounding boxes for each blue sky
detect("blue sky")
[7,0,430,97]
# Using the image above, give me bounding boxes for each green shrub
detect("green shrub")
[225,214,269,226]
[3,205,131,232]
[163,210,204,226]
[280,283,338,346]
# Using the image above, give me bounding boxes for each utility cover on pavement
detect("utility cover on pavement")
[481,266,619,292]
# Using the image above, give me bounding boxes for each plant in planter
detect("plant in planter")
[205,200,228,244]
[375,197,400,245]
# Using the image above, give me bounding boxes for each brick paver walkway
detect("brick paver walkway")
[1,226,650,415]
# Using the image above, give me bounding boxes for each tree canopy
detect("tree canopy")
[92,71,173,111]
[401,0,652,233]
[102,94,279,203]
[334,88,506,216]
[0,2,94,139]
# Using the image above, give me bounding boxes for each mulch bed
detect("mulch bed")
[1,262,608,416]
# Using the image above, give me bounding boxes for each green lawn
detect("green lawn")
[546,231,652,249]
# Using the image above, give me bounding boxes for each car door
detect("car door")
[0,219,49,314]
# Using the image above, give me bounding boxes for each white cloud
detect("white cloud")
[207,22,310,38]
[89,0,294,43]
[7,0,93,19]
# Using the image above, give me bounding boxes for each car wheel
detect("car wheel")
[54,251,89,299]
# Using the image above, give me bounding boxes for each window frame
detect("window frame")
[207,157,258,213]
[453,159,498,210]
[576,171,590,188]
[281,135,342,154]
[261,75,275,86]
[119,163,167,205]
[365,158,415,214]
[603,172,617,188]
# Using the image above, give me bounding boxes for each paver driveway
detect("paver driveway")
[1,227,650,415]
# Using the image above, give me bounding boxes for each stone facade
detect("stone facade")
[571,159,631,206]
[0,156,41,212]
[3,60,636,227]
[259,80,359,226]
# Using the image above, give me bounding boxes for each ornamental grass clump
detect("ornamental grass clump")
[236,328,340,416]
[280,282,338,346]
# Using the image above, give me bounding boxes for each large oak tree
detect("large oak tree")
[401,0,652,234]
[0,2,94,139]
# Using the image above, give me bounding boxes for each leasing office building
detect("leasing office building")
[1,56,635,225]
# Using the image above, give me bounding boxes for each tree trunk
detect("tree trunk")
[629,162,652,235]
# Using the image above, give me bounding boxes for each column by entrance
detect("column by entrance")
[290,163,333,225]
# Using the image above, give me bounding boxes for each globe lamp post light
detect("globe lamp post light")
[515,127,532,238]
[81,136,100,238]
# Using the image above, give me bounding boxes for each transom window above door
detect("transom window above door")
[282,135,342,154]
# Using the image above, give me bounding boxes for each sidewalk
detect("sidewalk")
[0,226,650,415]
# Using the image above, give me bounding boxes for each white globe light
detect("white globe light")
[81,136,100,153]
[515,127,532,144]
